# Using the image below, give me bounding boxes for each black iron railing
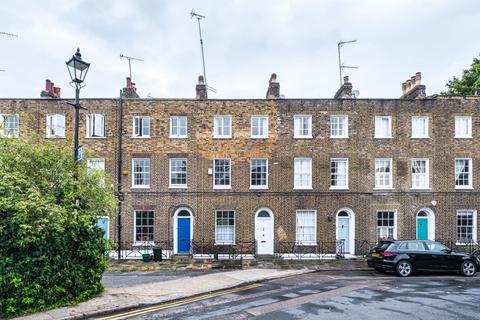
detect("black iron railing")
[190,240,257,260]
[109,240,173,259]
[274,240,345,259]
[435,239,480,256]
[355,240,376,257]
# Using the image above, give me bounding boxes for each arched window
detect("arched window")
[338,211,349,217]
[178,210,190,217]
[258,210,270,218]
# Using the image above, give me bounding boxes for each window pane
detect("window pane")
[135,211,154,242]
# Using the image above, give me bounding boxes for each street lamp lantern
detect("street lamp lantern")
[66,48,90,84]
[66,48,90,164]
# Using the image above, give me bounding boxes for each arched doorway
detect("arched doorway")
[416,208,435,240]
[255,208,274,255]
[173,208,193,254]
[336,208,355,254]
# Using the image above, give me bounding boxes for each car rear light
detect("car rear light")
[382,251,397,257]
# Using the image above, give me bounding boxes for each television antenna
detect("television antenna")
[190,9,216,93]
[0,69,5,72]
[0,32,18,38]
[338,40,358,87]
[120,54,144,80]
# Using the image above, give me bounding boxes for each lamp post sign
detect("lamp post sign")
[76,146,83,162]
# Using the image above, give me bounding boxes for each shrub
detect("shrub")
[0,137,116,317]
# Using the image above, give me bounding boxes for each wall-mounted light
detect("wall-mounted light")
[327,215,333,222]
[122,169,129,176]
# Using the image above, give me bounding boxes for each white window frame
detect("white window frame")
[456,209,478,244]
[294,158,312,190]
[215,210,235,245]
[133,210,155,246]
[170,116,188,138]
[455,116,472,139]
[0,114,19,138]
[132,116,150,138]
[374,158,393,190]
[132,158,150,189]
[330,115,349,138]
[411,158,430,190]
[213,116,232,139]
[374,116,392,139]
[330,158,349,190]
[296,210,317,244]
[455,158,473,189]
[293,115,312,139]
[169,158,187,188]
[376,210,398,241]
[46,114,66,138]
[213,158,231,189]
[250,158,268,189]
[250,116,269,138]
[411,116,429,139]
[86,114,105,138]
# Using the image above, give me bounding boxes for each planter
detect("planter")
[142,253,151,263]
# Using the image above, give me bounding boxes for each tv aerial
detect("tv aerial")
[190,9,216,93]
[1,31,18,72]
[120,54,144,80]
[337,40,358,87]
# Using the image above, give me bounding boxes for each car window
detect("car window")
[425,242,448,251]
[397,242,408,250]
[407,241,426,251]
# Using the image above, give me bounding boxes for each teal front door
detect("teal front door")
[417,218,428,240]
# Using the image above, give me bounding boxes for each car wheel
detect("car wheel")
[396,260,413,277]
[460,260,477,277]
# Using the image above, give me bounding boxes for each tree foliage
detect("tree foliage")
[443,56,480,95]
[0,137,116,317]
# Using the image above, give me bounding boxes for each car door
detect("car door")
[406,241,430,270]
[424,241,457,271]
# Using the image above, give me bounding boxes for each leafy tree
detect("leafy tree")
[443,56,480,95]
[0,136,116,317]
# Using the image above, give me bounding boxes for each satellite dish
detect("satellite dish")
[352,90,360,99]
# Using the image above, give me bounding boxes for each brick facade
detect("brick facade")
[1,95,479,254]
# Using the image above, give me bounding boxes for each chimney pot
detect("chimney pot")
[343,75,350,83]
[53,87,61,97]
[45,79,52,92]
[198,75,205,85]
[402,82,407,94]
[415,72,421,85]
[266,73,280,99]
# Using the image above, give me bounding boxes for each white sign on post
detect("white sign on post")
[77,146,83,162]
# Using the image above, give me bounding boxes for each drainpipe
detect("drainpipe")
[117,90,124,259]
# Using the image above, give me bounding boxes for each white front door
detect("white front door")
[255,210,274,255]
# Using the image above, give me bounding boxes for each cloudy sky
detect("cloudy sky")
[0,0,479,99]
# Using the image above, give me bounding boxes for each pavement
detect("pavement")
[16,268,314,320]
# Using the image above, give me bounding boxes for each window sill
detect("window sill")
[374,136,393,139]
[293,187,313,190]
[455,186,474,190]
[46,136,66,139]
[85,136,107,139]
[131,186,150,189]
[250,186,268,190]
[169,185,188,189]
[411,136,429,139]
[169,136,188,139]
[456,242,478,246]
[250,136,269,139]
[296,242,317,246]
[454,136,473,139]
[213,186,232,190]
[131,136,151,139]
[293,136,313,139]
[330,136,349,139]
[213,136,232,139]
[133,241,155,247]
[411,188,431,191]
[373,187,395,191]
[330,187,349,190]
[214,242,235,246]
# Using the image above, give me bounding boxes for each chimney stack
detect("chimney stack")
[400,72,426,99]
[266,73,280,99]
[196,75,208,99]
[334,75,353,99]
[122,77,140,98]
[40,79,61,98]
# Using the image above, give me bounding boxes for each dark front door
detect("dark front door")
[177,218,191,253]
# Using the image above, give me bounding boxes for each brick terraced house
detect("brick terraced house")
[1,73,479,258]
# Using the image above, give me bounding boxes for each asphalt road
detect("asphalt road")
[119,270,480,320]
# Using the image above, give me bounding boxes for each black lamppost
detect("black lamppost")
[66,48,90,162]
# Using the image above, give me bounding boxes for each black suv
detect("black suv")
[367,240,480,277]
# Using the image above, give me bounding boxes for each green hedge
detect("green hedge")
[0,137,116,317]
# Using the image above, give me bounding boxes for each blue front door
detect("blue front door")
[177,218,191,253]
[338,218,350,253]
[417,218,428,240]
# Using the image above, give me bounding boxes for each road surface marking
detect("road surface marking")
[247,282,376,316]
[96,283,261,320]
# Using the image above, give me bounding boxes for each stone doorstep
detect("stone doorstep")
[20,269,313,320]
